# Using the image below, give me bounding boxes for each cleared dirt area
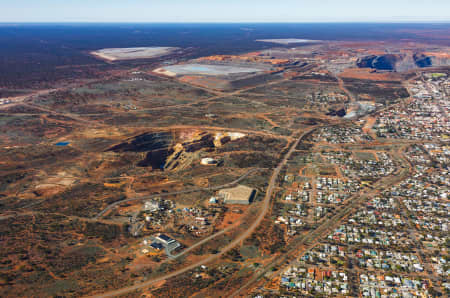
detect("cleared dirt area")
[339,68,403,81]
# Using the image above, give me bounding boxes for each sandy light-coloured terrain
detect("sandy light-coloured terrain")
[156,63,267,76]
[91,47,178,61]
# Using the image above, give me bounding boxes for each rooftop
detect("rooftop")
[219,184,256,204]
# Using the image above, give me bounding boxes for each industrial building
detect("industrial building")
[145,233,181,256]
[155,234,178,246]
[218,185,256,205]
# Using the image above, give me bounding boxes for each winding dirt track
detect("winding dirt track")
[336,76,356,102]
[86,126,319,298]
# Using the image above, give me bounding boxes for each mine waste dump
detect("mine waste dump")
[107,131,223,171]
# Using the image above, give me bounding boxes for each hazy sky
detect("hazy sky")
[1,0,449,23]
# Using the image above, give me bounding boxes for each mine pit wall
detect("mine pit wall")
[182,134,215,152]
[107,132,175,170]
[137,148,174,169]
[107,131,221,171]
[108,132,173,153]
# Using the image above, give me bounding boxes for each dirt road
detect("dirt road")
[336,76,356,102]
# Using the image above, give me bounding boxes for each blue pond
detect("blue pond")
[55,141,70,146]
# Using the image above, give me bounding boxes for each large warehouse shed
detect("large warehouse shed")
[218,185,256,205]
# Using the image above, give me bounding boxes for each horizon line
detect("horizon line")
[0,20,450,25]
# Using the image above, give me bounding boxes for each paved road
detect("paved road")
[95,168,263,219]
[86,126,319,298]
